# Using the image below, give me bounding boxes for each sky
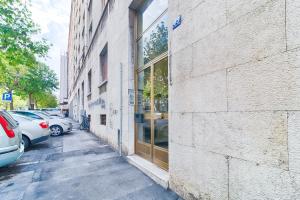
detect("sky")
[27,0,71,90]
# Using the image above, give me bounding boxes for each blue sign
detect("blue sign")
[172,15,182,30]
[2,92,12,102]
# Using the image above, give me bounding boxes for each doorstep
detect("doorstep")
[126,154,169,189]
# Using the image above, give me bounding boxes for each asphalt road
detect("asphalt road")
[0,128,180,200]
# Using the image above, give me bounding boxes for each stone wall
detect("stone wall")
[68,0,135,155]
[168,0,300,199]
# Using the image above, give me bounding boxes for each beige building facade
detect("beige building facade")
[67,0,300,199]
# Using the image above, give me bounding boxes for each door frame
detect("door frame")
[134,52,169,170]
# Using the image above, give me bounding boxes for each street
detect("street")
[0,129,180,200]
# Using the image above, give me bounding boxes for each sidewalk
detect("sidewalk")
[0,128,180,200]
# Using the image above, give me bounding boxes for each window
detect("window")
[81,81,84,106]
[100,114,106,125]
[88,70,92,95]
[78,88,80,105]
[15,112,43,120]
[137,0,168,68]
[2,111,18,128]
[89,22,93,40]
[137,0,168,36]
[101,0,108,10]
[82,27,85,37]
[88,0,92,13]
[100,44,108,82]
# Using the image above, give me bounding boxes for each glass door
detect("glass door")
[136,67,152,161]
[153,57,168,169]
[135,56,168,170]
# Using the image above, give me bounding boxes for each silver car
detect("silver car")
[0,110,24,167]
[11,111,72,136]
[11,114,50,149]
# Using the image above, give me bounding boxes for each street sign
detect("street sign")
[172,15,182,30]
[2,92,12,103]
[128,89,135,106]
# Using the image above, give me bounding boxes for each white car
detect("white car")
[34,111,72,136]
[11,111,72,137]
[11,114,50,149]
[40,108,61,117]
[0,110,24,167]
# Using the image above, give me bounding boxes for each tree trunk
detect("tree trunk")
[29,93,34,110]
[9,99,13,110]
[9,90,13,110]
[35,99,38,109]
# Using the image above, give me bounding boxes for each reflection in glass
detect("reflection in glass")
[154,58,168,149]
[137,67,151,144]
[137,119,151,144]
[154,57,168,113]
[137,67,151,113]
[154,119,168,149]
[137,0,168,36]
[137,13,168,67]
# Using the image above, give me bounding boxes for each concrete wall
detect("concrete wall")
[67,0,300,199]
[68,0,135,154]
[168,0,300,199]
[59,54,68,104]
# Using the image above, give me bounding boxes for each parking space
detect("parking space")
[0,129,180,200]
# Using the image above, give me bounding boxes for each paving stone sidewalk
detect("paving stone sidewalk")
[0,126,180,200]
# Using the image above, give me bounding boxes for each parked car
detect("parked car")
[0,110,24,167]
[40,108,61,117]
[11,111,72,137]
[10,114,50,149]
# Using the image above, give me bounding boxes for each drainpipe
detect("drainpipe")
[118,63,123,156]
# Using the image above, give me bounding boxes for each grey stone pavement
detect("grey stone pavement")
[0,126,180,200]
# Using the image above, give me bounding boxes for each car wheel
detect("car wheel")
[50,125,63,137]
[22,135,30,149]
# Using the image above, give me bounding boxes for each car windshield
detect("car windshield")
[14,111,44,120]
[36,112,53,119]
[12,114,33,122]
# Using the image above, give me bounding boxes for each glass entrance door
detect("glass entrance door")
[135,56,168,170]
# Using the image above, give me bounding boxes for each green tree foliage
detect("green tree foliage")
[17,63,58,109]
[35,92,58,108]
[0,0,49,69]
[142,21,168,100]
[0,88,27,109]
[143,21,168,64]
[0,0,53,110]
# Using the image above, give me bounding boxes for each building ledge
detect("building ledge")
[127,154,169,189]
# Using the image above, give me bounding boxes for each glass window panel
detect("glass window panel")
[137,0,168,36]
[137,119,151,144]
[154,57,168,113]
[137,67,151,113]
[137,13,168,67]
[137,68,151,145]
[154,119,168,149]
[154,57,168,149]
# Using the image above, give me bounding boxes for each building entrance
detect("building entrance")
[135,55,168,170]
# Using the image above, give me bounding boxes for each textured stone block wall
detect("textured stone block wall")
[169,0,300,199]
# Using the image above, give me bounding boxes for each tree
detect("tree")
[0,0,50,109]
[142,21,169,111]
[0,0,49,68]
[17,63,58,109]
[35,92,58,108]
[143,21,168,64]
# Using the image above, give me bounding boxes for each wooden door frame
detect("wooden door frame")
[134,52,169,170]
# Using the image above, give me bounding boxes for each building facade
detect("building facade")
[67,0,300,199]
[59,53,68,110]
